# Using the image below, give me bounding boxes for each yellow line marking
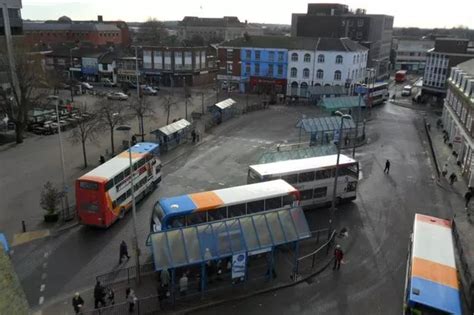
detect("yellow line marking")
[12,230,50,246]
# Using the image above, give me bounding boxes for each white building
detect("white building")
[442,58,474,186]
[393,38,434,72]
[287,37,368,97]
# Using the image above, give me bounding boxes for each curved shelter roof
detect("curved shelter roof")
[149,207,311,271]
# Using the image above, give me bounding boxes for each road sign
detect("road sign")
[355,86,368,95]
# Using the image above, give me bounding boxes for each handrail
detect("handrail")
[297,229,336,262]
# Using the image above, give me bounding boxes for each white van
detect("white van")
[401,85,412,96]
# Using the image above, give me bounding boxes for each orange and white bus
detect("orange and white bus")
[76,142,161,228]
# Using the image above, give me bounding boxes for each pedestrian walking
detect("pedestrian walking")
[72,292,84,314]
[126,288,137,312]
[384,160,391,174]
[179,272,189,296]
[449,173,457,185]
[465,189,472,208]
[333,245,344,270]
[119,240,130,264]
[191,129,196,143]
[160,268,170,289]
[94,281,106,309]
[105,287,115,305]
[442,163,448,177]
[196,131,200,142]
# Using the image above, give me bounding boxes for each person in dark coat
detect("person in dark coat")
[465,189,472,208]
[333,245,344,270]
[72,292,84,314]
[94,281,106,309]
[191,129,196,143]
[383,160,391,174]
[119,240,130,264]
[449,173,457,185]
[100,155,105,164]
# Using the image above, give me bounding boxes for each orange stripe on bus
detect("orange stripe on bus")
[412,257,459,289]
[78,175,108,184]
[189,192,224,211]
[118,152,144,159]
[415,213,451,229]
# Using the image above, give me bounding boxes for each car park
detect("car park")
[107,92,129,101]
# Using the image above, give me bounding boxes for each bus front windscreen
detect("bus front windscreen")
[247,169,261,184]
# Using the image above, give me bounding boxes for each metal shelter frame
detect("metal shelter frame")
[258,145,337,164]
[210,98,236,124]
[296,116,356,146]
[150,119,191,152]
[148,207,311,300]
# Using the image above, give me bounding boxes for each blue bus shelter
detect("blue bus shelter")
[148,207,311,299]
[297,116,356,146]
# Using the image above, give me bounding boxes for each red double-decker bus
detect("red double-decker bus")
[75,142,161,228]
[395,70,407,83]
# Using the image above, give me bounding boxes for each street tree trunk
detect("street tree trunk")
[14,121,24,144]
[81,139,88,168]
[140,115,145,142]
[110,128,115,156]
[166,106,171,125]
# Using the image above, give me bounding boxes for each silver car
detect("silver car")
[107,92,129,101]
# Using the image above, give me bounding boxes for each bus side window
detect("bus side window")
[124,168,131,178]
[228,204,245,217]
[300,189,314,200]
[315,170,326,180]
[247,200,264,214]
[105,180,114,191]
[170,216,184,228]
[114,172,124,185]
[188,212,205,225]
[299,171,315,183]
[265,197,282,210]
[283,195,295,207]
[208,207,226,222]
[314,187,327,198]
[281,174,297,184]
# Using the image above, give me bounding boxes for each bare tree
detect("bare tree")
[129,96,155,142]
[0,44,48,143]
[70,104,100,168]
[136,18,169,45]
[162,94,177,125]
[97,98,126,155]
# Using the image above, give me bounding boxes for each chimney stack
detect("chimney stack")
[98,15,103,22]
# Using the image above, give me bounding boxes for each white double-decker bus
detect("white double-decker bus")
[248,155,359,208]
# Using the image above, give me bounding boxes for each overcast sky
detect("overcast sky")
[22,0,474,29]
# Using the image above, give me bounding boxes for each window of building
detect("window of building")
[269,51,275,62]
[277,64,283,76]
[356,55,360,63]
[278,52,284,62]
[290,67,297,78]
[357,19,364,27]
[245,63,251,75]
[268,64,274,76]
[304,53,311,63]
[291,53,298,62]
[246,50,251,60]
[334,70,342,81]
[318,54,325,63]
[255,63,260,75]
[303,68,310,78]
[336,55,343,64]
[102,63,108,71]
[255,50,261,60]
[316,69,324,79]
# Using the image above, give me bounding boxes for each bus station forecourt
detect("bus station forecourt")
[8,95,471,314]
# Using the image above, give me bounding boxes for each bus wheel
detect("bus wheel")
[119,208,125,219]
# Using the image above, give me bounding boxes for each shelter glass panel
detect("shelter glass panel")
[197,225,218,260]
[290,208,311,239]
[239,217,259,250]
[167,230,187,266]
[253,214,273,247]
[265,211,286,244]
[183,227,201,264]
[211,222,232,256]
[225,220,246,253]
[277,211,298,241]
[152,233,171,269]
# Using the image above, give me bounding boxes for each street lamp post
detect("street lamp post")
[329,111,352,234]
[352,83,367,157]
[55,101,69,218]
[116,125,141,283]
[69,47,78,102]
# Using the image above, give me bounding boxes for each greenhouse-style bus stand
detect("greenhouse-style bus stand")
[148,207,311,304]
[150,119,192,153]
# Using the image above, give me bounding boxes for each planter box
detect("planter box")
[44,213,59,223]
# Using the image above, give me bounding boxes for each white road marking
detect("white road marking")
[40,284,45,292]
[43,252,49,258]
[39,296,44,305]
[41,273,47,280]
[42,262,47,268]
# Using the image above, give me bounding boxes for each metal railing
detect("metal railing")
[96,263,154,287]
[293,229,337,280]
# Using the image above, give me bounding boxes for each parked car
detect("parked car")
[107,92,129,101]
[142,86,158,96]
[103,79,117,87]
[81,82,94,90]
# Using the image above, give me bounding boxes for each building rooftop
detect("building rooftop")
[179,16,243,27]
[457,58,474,75]
[220,36,368,51]
[24,22,119,32]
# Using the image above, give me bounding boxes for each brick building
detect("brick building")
[23,15,131,47]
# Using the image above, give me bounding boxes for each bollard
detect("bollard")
[22,220,26,233]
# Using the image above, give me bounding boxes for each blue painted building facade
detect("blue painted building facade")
[239,48,288,94]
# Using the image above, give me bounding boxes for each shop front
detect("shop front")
[249,77,287,95]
